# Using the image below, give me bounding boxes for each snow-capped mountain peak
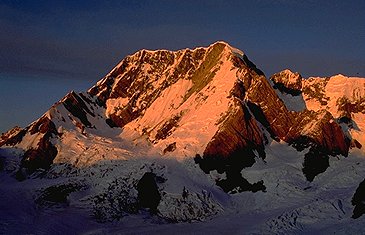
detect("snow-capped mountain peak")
[1,41,365,233]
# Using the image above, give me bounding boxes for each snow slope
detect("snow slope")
[1,140,365,234]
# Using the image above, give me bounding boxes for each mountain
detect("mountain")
[1,41,365,234]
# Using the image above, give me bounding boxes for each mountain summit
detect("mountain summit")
[1,42,365,233]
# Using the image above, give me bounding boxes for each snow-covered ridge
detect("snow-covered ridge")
[271,69,365,151]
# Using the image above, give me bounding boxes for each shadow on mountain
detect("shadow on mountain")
[302,147,329,182]
[35,181,85,208]
[352,179,365,219]
[137,172,161,213]
[194,151,266,193]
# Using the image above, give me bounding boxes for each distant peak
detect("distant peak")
[273,69,302,79]
[270,69,302,93]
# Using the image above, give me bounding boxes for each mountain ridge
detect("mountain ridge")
[1,41,365,233]
[1,41,364,179]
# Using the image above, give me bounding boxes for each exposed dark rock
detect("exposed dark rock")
[109,103,139,128]
[352,179,365,219]
[0,126,26,147]
[302,77,330,106]
[270,70,302,96]
[196,147,257,175]
[246,101,278,141]
[92,177,139,222]
[29,116,58,135]
[305,111,349,156]
[62,91,94,127]
[195,151,266,193]
[230,80,246,99]
[290,136,315,152]
[204,101,265,161]
[21,136,58,172]
[15,168,27,181]
[19,117,59,173]
[285,110,350,157]
[137,172,161,212]
[245,72,295,139]
[242,54,265,76]
[199,64,350,185]
[163,142,177,154]
[289,111,350,181]
[79,93,97,108]
[88,75,115,106]
[155,114,182,141]
[337,96,365,118]
[351,139,362,149]
[232,53,264,76]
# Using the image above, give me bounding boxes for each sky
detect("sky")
[0,0,364,133]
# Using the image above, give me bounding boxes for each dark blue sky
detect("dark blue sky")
[1,0,364,133]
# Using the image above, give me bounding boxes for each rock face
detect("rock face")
[0,41,364,185]
[0,126,26,146]
[271,70,365,153]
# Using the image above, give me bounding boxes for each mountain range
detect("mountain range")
[1,41,365,234]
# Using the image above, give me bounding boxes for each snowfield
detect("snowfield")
[1,140,365,234]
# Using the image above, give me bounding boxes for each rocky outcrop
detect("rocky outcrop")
[288,110,349,154]
[287,110,351,181]
[203,101,265,161]
[302,77,330,106]
[62,91,96,128]
[20,116,59,173]
[0,126,26,147]
[244,71,295,140]
[337,96,365,120]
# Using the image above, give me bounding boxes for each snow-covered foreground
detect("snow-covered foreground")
[1,140,365,234]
